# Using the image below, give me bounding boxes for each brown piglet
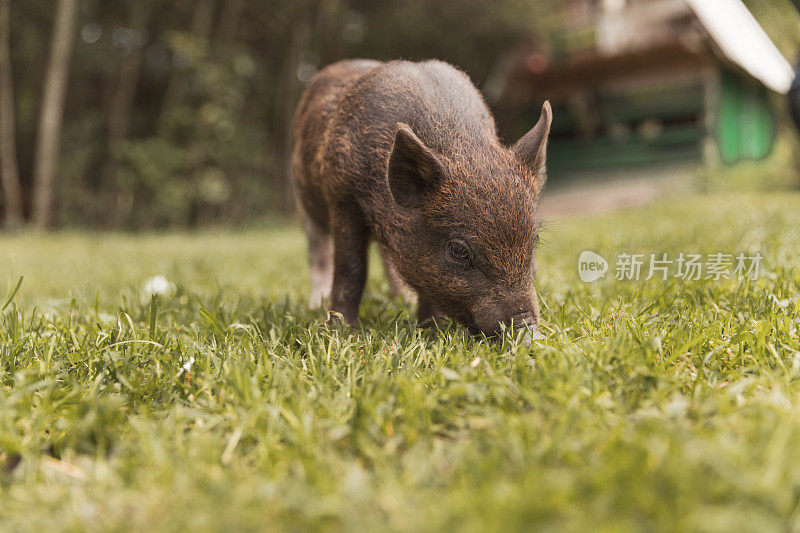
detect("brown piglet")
[292,59,551,342]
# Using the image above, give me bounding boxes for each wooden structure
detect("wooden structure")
[496,0,794,177]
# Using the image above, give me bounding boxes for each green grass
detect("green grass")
[2,192,800,531]
[694,135,800,192]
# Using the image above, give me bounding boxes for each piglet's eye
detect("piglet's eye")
[446,240,471,266]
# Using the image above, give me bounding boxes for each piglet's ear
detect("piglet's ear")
[512,101,552,191]
[388,123,444,209]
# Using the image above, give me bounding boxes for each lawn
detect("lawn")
[2,191,800,531]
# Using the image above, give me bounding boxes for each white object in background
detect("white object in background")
[685,0,794,94]
[143,275,175,297]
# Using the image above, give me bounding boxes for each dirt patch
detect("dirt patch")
[539,167,693,219]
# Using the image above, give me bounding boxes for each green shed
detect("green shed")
[494,0,794,179]
[717,70,775,164]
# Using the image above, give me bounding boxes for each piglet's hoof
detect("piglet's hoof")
[418,316,443,330]
[325,310,359,331]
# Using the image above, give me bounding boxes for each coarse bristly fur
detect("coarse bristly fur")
[292,59,552,340]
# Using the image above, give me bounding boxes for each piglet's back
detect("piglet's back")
[293,59,501,230]
[292,59,381,185]
[324,61,498,178]
[292,59,380,229]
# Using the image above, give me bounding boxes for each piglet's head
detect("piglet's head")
[386,102,552,343]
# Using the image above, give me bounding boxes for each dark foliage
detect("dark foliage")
[4,0,556,228]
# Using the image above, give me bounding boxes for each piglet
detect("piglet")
[292,59,551,342]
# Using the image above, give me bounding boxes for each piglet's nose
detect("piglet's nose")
[508,312,535,329]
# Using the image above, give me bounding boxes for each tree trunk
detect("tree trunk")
[104,1,150,228]
[158,0,216,134]
[216,0,245,45]
[0,0,23,228]
[107,2,149,145]
[31,0,79,230]
[275,14,309,214]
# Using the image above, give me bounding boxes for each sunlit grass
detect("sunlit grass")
[2,192,800,531]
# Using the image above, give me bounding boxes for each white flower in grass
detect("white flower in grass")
[143,275,175,297]
[176,357,195,378]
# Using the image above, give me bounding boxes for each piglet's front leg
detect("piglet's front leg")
[328,213,369,327]
[417,299,443,328]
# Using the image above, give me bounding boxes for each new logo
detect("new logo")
[578,251,608,283]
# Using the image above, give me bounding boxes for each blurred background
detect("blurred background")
[0,0,798,231]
